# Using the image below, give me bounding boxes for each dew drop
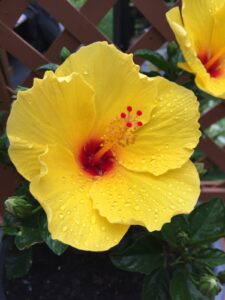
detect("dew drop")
[60,205,65,210]
[83,71,88,75]
[134,205,140,211]
[59,213,64,219]
[91,216,96,224]
[169,204,175,210]
[62,226,67,232]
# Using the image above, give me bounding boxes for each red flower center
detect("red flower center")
[79,106,143,177]
[79,139,114,176]
[198,52,223,78]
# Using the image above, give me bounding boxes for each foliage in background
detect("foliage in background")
[111,199,225,300]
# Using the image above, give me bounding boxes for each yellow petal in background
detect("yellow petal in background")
[7,72,96,180]
[182,0,225,51]
[90,161,200,232]
[118,77,200,176]
[56,42,156,135]
[30,145,128,251]
[167,3,225,99]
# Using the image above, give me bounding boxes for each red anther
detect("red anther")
[136,110,142,116]
[127,106,133,112]
[120,112,127,119]
[137,121,143,127]
[126,122,133,128]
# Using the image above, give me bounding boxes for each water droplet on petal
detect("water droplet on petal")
[134,205,140,210]
[91,216,96,224]
[62,226,67,232]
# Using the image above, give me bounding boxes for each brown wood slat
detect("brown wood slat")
[199,137,225,173]
[131,0,173,41]
[0,0,30,28]
[200,102,225,129]
[127,27,165,53]
[82,0,118,23]
[37,0,109,45]
[0,20,49,70]
[45,0,118,62]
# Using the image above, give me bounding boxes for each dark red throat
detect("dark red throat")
[198,52,223,78]
[79,139,115,176]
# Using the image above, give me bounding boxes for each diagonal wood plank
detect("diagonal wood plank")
[37,0,109,44]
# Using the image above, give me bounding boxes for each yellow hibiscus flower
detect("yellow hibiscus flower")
[167,0,225,98]
[7,42,200,251]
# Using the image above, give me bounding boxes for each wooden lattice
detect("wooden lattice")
[0,0,225,205]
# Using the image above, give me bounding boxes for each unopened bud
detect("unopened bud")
[198,275,221,297]
[5,196,33,218]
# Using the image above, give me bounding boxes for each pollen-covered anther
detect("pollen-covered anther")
[92,105,144,162]
[126,122,133,128]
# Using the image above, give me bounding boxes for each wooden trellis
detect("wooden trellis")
[0,0,225,207]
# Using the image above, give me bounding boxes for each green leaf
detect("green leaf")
[110,234,165,274]
[5,244,32,279]
[2,224,18,236]
[170,271,206,300]
[60,46,71,62]
[15,225,42,250]
[195,248,225,267]
[142,268,171,300]
[161,215,189,247]
[36,63,59,74]
[39,213,68,255]
[189,199,225,245]
[167,42,179,60]
[135,49,169,71]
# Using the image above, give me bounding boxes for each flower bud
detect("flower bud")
[198,275,221,297]
[5,196,33,218]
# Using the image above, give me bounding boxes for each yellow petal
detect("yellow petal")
[56,42,156,135]
[7,72,96,180]
[90,161,200,232]
[167,5,225,99]
[177,62,192,73]
[30,145,128,251]
[166,7,208,80]
[181,0,225,52]
[118,77,200,176]
[195,76,225,98]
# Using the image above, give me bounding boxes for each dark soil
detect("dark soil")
[3,241,143,300]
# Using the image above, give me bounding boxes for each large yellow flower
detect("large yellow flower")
[167,0,225,98]
[7,42,200,251]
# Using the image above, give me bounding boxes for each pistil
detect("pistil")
[204,45,225,70]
